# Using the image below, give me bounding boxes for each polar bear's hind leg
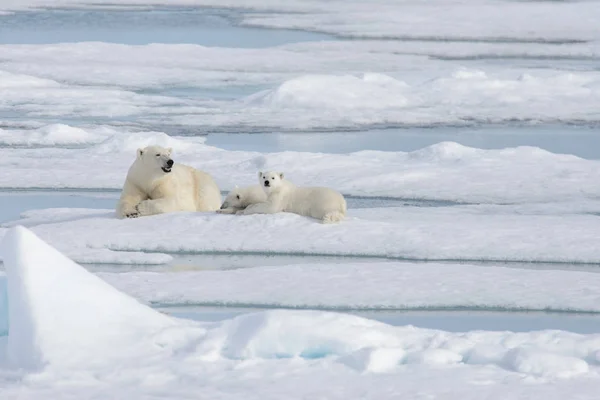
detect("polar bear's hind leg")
[322,210,345,224]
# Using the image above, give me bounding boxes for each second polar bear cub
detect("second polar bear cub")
[241,171,347,223]
[217,185,267,214]
[116,145,221,218]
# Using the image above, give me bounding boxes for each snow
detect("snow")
[0,132,598,205]
[0,226,174,369]
[2,226,600,398]
[3,40,600,130]
[2,0,600,45]
[1,2,600,398]
[2,200,600,265]
[96,262,600,313]
[0,124,111,146]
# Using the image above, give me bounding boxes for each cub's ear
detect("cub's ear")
[279,172,284,179]
[258,171,263,178]
[166,147,173,155]
[137,148,144,158]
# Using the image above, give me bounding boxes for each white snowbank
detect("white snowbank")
[0,124,109,146]
[0,226,174,368]
[98,262,600,312]
[3,41,600,129]
[1,226,600,398]
[0,132,598,205]
[4,204,600,265]
[245,73,409,110]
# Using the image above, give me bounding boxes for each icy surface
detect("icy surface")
[2,1,600,44]
[99,262,600,312]
[0,226,174,368]
[0,124,112,146]
[2,202,600,265]
[3,43,600,129]
[0,132,599,204]
[1,227,600,398]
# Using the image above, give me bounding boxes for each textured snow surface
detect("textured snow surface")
[2,201,600,265]
[0,132,598,204]
[98,261,600,312]
[1,227,600,399]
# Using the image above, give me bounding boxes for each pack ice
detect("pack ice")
[0,227,600,399]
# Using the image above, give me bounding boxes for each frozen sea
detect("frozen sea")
[2,1,600,399]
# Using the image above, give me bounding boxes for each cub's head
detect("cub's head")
[258,171,284,194]
[220,186,244,210]
[136,146,174,174]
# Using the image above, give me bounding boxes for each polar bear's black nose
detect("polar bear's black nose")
[264,180,270,187]
[166,159,174,167]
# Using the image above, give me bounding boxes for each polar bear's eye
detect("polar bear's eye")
[236,195,240,199]
[156,154,161,157]
[271,177,275,180]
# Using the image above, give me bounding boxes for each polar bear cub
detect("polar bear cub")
[116,145,221,218]
[241,171,346,223]
[217,185,267,214]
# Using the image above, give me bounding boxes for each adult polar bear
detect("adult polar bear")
[241,171,346,223]
[116,145,221,218]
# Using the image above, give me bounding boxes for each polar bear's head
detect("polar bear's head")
[136,145,174,174]
[220,186,244,209]
[258,171,284,194]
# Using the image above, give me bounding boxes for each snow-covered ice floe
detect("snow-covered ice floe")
[2,200,600,265]
[97,261,600,313]
[2,0,600,44]
[1,226,600,399]
[0,130,599,204]
[0,132,599,265]
[3,44,600,130]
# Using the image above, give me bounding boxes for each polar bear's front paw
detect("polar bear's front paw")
[125,210,140,218]
[235,209,246,215]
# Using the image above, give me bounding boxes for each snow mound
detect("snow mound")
[0,124,104,147]
[198,310,400,360]
[197,309,597,378]
[407,141,480,162]
[0,70,59,89]
[0,226,174,369]
[247,73,409,109]
[93,131,200,154]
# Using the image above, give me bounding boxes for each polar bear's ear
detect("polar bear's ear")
[137,148,144,158]
[279,172,284,179]
[258,171,263,178]
[166,147,173,155]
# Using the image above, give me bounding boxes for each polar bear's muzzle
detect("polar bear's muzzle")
[161,159,174,173]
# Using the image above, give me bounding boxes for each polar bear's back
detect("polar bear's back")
[191,167,222,211]
[284,185,346,221]
[239,184,268,207]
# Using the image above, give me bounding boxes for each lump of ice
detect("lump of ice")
[0,226,174,369]
[0,124,105,147]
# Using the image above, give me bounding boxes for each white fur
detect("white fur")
[217,184,267,214]
[241,171,347,223]
[116,145,221,218]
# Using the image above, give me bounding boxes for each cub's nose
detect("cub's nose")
[166,159,174,167]
[264,180,270,187]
